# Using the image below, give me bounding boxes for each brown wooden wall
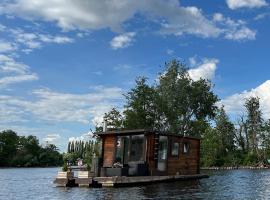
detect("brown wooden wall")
[167,137,200,175]
[102,135,115,167]
[146,134,200,176]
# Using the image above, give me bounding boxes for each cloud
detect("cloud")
[43,134,60,143]
[1,1,255,42]
[110,32,136,49]
[0,0,221,38]
[10,29,74,50]
[0,54,38,88]
[221,80,270,119]
[69,131,94,142]
[188,58,219,81]
[0,86,123,126]
[226,0,268,9]
[213,13,256,41]
[225,27,256,41]
[166,49,174,55]
[0,74,38,87]
[0,41,15,52]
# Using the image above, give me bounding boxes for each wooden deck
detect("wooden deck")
[54,174,209,187]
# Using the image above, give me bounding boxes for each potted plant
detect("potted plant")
[78,162,92,178]
[57,163,74,179]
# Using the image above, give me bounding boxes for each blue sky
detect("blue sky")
[0,0,269,151]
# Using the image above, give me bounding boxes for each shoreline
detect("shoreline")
[0,166,61,169]
[201,166,270,170]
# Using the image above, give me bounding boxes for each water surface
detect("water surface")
[1,168,270,199]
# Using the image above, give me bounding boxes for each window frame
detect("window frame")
[183,142,190,154]
[170,141,180,157]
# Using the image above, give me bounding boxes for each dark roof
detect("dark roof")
[94,129,200,140]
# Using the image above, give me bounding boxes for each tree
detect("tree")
[157,60,218,136]
[215,106,235,156]
[124,77,158,129]
[201,127,219,167]
[104,108,124,129]
[245,97,263,159]
[0,130,19,166]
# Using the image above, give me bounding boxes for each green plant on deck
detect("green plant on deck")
[62,162,68,172]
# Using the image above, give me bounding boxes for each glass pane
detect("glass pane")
[158,136,168,171]
[130,135,144,161]
[183,142,189,153]
[115,137,123,162]
[158,136,168,160]
[171,142,179,156]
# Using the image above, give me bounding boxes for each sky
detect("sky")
[0,0,269,151]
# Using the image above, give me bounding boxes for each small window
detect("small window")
[183,142,189,154]
[171,142,179,156]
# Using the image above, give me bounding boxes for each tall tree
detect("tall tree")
[215,106,235,156]
[124,77,158,129]
[245,97,263,158]
[0,130,19,166]
[104,108,124,129]
[157,60,218,136]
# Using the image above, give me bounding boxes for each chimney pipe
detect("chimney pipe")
[103,118,107,132]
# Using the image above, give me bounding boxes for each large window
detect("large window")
[171,142,179,157]
[115,136,130,164]
[130,135,144,161]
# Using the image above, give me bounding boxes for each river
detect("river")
[1,168,270,199]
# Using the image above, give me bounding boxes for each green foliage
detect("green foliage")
[64,139,100,168]
[62,162,68,172]
[120,60,218,136]
[0,130,62,167]
[124,77,158,129]
[157,60,218,135]
[104,108,124,129]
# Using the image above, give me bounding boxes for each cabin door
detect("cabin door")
[157,136,168,171]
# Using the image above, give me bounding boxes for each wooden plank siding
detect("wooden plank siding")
[102,135,116,167]
[167,137,200,175]
[99,130,200,176]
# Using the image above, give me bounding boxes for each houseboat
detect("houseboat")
[54,129,208,187]
[97,129,200,177]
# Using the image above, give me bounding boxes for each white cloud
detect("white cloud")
[69,131,94,142]
[110,32,136,49]
[188,58,219,81]
[10,29,74,50]
[212,13,257,41]
[0,54,38,88]
[43,134,60,143]
[0,86,123,125]
[227,0,268,9]
[0,41,15,52]
[0,74,38,87]
[0,1,257,42]
[225,27,256,41]
[166,49,174,55]
[221,80,270,119]
[0,0,221,38]
[254,12,270,20]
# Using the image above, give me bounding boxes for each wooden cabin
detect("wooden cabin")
[96,129,200,177]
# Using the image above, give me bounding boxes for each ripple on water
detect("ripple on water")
[1,168,270,199]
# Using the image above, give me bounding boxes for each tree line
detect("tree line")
[96,60,270,167]
[63,140,100,168]
[0,130,63,167]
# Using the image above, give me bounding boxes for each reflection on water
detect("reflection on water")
[1,168,270,199]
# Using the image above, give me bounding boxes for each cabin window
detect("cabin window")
[183,142,189,154]
[130,135,144,161]
[171,142,179,157]
[115,137,123,163]
[115,136,130,164]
